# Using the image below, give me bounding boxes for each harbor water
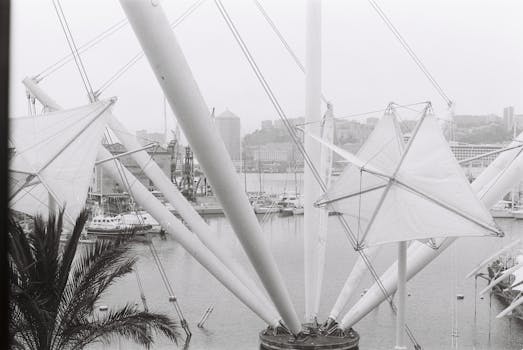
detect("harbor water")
[90,174,523,350]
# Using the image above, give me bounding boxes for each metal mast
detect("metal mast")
[304,0,323,322]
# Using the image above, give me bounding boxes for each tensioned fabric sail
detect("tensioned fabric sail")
[9,101,110,227]
[324,111,404,320]
[315,111,403,244]
[314,113,502,247]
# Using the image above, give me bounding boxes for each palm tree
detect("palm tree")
[9,209,179,350]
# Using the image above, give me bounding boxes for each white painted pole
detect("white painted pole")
[107,114,278,317]
[98,146,280,327]
[473,130,523,193]
[313,104,334,316]
[327,245,381,322]
[395,241,407,350]
[22,77,61,112]
[119,0,300,333]
[304,0,323,322]
[339,239,453,329]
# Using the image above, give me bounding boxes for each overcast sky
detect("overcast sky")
[9,0,523,135]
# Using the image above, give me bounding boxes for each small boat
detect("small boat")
[279,205,304,217]
[253,199,280,214]
[166,196,225,216]
[194,203,224,215]
[87,213,154,237]
[60,234,96,245]
[490,200,514,218]
[512,207,523,219]
[292,206,304,215]
[279,207,294,217]
[277,193,301,209]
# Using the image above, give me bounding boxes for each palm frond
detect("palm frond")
[63,304,179,350]
[8,218,37,284]
[56,209,88,299]
[56,252,137,333]
[9,211,179,350]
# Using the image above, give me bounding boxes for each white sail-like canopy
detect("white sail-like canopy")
[314,110,502,247]
[9,100,112,227]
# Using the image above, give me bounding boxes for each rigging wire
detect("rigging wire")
[95,0,207,96]
[149,240,192,339]
[35,18,129,82]
[134,268,150,311]
[251,0,328,105]
[52,0,95,100]
[297,102,426,128]
[253,0,451,108]
[215,0,423,346]
[367,0,452,106]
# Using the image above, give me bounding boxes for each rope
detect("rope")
[213,0,324,198]
[260,199,278,225]
[473,275,478,346]
[488,292,492,343]
[134,268,149,311]
[35,18,128,81]
[215,1,423,346]
[367,0,452,106]
[52,0,95,100]
[297,101,427,127]
[148,240,192,338]
[251,0,327,104]
[95,0,207,96]
[101,127,191,341]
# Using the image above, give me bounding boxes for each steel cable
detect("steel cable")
[215,1,422,346]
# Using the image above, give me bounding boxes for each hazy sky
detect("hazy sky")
[9,0,523,135]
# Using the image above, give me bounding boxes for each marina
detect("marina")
[85,210,523,350]
[6,0,523,349]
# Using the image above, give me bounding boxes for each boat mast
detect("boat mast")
[304,0,323,322]
[119,0,301,334]
[258,145,262,195]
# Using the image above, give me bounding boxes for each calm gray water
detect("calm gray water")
[90,174,523,350]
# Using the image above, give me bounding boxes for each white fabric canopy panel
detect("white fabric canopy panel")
[316,111,403,206]
[9,100,111,228]
[315,111,403,244]
[314,111,502,248]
